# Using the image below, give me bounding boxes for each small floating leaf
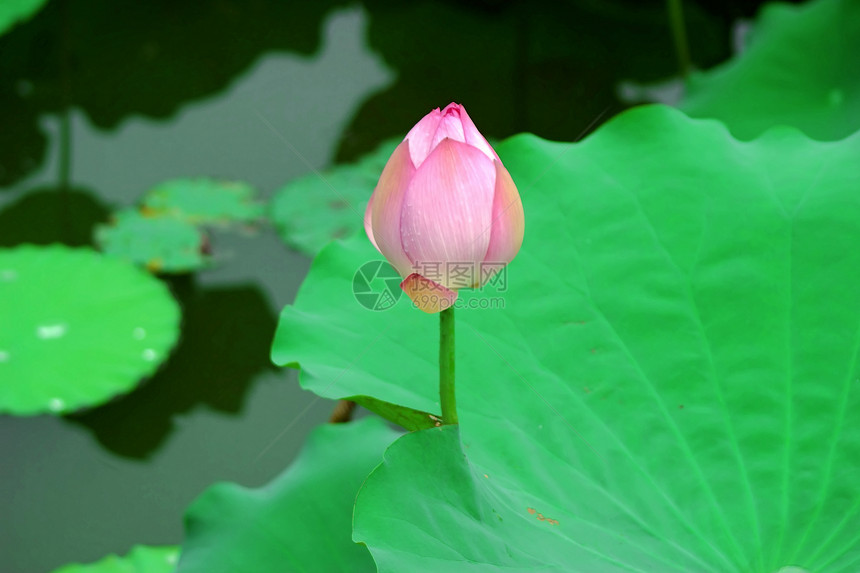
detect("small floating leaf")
[270,138,400,255]
[141,178,265,226]
[95,208,209,274]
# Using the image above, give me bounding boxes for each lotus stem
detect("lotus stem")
[667,0,692,78]
[439,306,458,425]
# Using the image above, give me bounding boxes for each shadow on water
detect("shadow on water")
[0,0,347,187]
[66,274,279,459]
[0,0,787,189]
[0,186,109,246]
[335,0,737,161]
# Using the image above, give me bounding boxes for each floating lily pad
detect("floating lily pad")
[270,138,400,255]
[51,546,179,573]
[141,179,265,226]
[177,417,400,573]
[95,209,209,274]
[273,106,860,571]
[0,0,48,37]
[0,245,181,415]
[680,0,860,140]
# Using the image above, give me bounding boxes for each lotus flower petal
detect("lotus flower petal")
[456,104,499,162]
[482,161,525,270]
[405,108,444,168]
[363,194,377,250]
[368,140,416,278]
[405,104,496,168]
[400,139,496,289]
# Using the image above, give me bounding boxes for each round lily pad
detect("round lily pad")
[51,546,179,573]
[178,417,400,573]
[141,178,265,225]
[0,245,181,415]
[95,208,209,274]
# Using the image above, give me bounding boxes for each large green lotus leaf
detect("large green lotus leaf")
[0,245,181,415]
[177,416,400,573]
[95,209,209,274]
[269,138,400,255]
[273,105,860,571]
[680,0,860,141]
[0,0,47,37]
[51,546,179,573]
[140,179,265,226]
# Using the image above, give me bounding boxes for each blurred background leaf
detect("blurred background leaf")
[0,0,48,38]
[680,0,860,140]
[140,179,265,226]
[51,546,179,573]
[269,137,398,255]
[177,417,400,573]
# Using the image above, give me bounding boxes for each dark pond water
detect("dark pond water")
[0,1,761,570]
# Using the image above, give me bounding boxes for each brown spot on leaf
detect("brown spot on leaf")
[329,200,349,210]
[139,206,163,218]
[526,507,560,525]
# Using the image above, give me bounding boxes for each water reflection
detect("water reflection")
[0,0,350,186]
[67,276,279,459]
[0,187,108,246]
[336,0,735,161]
[1,6,379,569]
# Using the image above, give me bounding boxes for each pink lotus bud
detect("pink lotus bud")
[364,103,524,313]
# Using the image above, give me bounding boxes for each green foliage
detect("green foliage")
[269,138,399,255]
[141,179,265,226]
[177,417,400,573]
[680,0,860,140]
[0,0,47,37]
[0,245,180,415]
[51,546,179,573]
[95,209,209,274]
[272,105,860,571]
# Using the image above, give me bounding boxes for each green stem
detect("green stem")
[58,0,72,241]
[666,0,692,78]
[439,306,458,425]
[59,108,71,191]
